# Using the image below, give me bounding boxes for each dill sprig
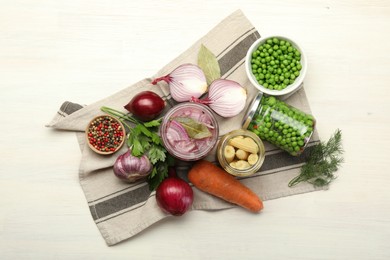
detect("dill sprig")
[288,129,344,187]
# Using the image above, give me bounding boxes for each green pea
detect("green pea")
[306,120,313,126]
[266,97,276,106]
[250,37,302,91]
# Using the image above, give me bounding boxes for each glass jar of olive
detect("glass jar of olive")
[242,93,315,156]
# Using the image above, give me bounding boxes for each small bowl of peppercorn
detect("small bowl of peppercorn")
[85,115,126,155]
[245,36,307,99]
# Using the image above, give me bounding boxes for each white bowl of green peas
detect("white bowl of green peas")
[245,36,307,99]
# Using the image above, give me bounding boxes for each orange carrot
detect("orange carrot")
[188,160,263,213]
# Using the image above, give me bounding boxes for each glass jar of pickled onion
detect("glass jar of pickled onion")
[160,102,219,161]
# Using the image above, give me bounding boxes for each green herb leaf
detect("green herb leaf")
[131,138,144,157]
[198,44,221,85]
[138,135,151,151]
[148,144,167,164]
[288,129,344,188]
[174,117,212,139]
[144,119,161,128]
[148,161,169,191]
[136,124,162,145]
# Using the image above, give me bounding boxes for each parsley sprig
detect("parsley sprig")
[288,129,344,187]
[100,106,171,190]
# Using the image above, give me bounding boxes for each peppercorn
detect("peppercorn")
[86,115,125,154]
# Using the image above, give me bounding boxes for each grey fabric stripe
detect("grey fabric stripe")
[59,101,83,115]
[95,197,150,224]
[216,28,256,58]
[90,184,151,220]
[259,143,315,172]
[90,141,318,221]
[218,31,260,76]
[90,207,99,220]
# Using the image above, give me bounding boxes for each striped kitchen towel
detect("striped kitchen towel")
[47,9,324,246]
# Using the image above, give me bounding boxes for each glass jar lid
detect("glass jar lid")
[242,92,263,129]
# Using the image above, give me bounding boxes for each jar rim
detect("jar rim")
[217,129,265,177]
[242,92,263,129]
[160,102,219,161]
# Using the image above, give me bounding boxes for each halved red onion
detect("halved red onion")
[152,64,208,102]
[191,79,247,118]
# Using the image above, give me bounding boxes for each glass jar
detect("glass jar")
[242,93,316,156]
[160,102,219,161]
[217,129,265,177]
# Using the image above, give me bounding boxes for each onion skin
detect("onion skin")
[156,169,194,216]
[192,79,247,118]
[152,64,208,102]
[113,149,152,182]
[124,91,165,122]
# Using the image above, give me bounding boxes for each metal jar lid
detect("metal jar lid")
[242,92,263,129]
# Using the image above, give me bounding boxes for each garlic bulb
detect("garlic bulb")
[113,149,152,182]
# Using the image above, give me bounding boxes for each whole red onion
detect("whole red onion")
[124,91,165,122]
[156,168,193,216]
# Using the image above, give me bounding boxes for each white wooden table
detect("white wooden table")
[1,1,390,259]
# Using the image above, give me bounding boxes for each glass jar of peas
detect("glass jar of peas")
[242,93,315,156]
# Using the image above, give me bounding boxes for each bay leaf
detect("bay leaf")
[174,117,212,139]
[198,44,221,85]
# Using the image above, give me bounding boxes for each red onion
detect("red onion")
[166,120,198,153]
[152,64,208,102]
[156,168,193,216]
[191,79,247,118]
[124,91,165,121]
[113,149,152,182]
